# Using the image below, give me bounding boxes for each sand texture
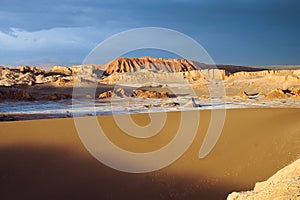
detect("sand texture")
[0,108,299,200]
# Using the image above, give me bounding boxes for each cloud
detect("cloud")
[0,27,97,50]
[0,26,128,65]
[0,0,299,65]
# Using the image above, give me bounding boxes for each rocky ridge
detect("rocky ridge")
[1,57,300,87]
[1,57,300,101]
[104,56,198,74]
[0,65,102,87]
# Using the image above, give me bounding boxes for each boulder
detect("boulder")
[97,88,129,99]
[98,90,114,99]
[131,90,169,98]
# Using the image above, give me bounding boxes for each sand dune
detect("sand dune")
[0,108,299,200]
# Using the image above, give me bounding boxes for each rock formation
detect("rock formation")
[98,88,170,99]
[19,66,45,75]
[236,91,265,99]
[0,64,102,87]
[104,56,198,75]
[131,90,169,98]
[1,57,300,89]
[98,90,114,99]
[1,57,300,103]
[47,66,73,76]
[227,158,300,200]
[266,88,300,98]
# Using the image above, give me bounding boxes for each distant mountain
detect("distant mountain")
[104,56,269,76]
[104,56,198,75]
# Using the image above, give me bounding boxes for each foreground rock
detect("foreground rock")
[98,90,114,99]
[236,91,265,99]
[98,88,170,99]
[131,90,169,98]
[0,65,101,87]
[266,88,300,98]
[235,89,300,99]
[227,158,300,200]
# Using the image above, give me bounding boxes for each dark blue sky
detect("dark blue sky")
[0,0,299,66]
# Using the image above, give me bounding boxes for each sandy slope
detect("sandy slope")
[0,109,299,200]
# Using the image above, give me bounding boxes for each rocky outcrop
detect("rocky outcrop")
[0,67,36,86]
[0,65,100,87]
[98,88,170,99]
[19,66,45,75]
[227,158,300,200]
[131,90,169,98]
[236,91,265,99]
[98,90,114,99]
[102,57,228,83]
[0,58,300,93]
[104,56,198,75]
[266,88,300,98]
[235,89,300,99]
[226,70,300,83]
[47,66,73,76]
[98,88,129,99]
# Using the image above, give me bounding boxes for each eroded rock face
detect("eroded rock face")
[227,158,300,200]
[0,68,36,86]
[19,66,45,75]
[47,66,73,76]
[131,90,169,98]
[0,65,97,87]
[266,88,300,98]
[1,58,300,92]
[98,90,114,99]
[104,57,198,75]
[97,88,170,99]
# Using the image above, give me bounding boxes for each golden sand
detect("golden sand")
[0,108,299,199]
